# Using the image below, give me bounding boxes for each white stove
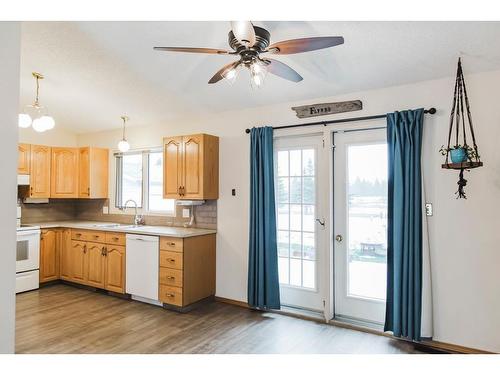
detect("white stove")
[16,223,41,293]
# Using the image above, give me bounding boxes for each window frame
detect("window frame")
[114,148,175,217]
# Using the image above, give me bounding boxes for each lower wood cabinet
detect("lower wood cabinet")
[41,229,126,294]
[40,229,60,283]
[158,234,216,307]
[104,245,126,293]
[86,241,106,289]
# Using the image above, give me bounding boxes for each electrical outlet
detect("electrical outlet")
[425,203,433,216]
[182,208,190,218]
[102,205,109,214]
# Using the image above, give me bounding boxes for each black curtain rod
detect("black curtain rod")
[244,107,437,134]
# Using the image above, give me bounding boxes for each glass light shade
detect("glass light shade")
[118,139,130,152]
[18,113,32,128]
[250,61,267,89]
[32,117,48,132]
[223,65,241,85]
[40,115,55,130]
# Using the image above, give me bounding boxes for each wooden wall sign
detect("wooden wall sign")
[291,100,362,119]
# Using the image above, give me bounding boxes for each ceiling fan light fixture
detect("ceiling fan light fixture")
[249,60,267,89]
[223,65,241,85]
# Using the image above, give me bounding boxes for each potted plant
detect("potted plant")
[439,145,479,163]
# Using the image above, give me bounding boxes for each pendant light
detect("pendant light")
[19,72,55,132]
[117,115,130,152]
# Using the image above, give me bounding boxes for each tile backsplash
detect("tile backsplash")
[21,198,217,230]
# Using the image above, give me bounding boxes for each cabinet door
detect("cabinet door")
[30,145,51,198]
[105,245,125,293]
[182,135,203,199]
[71,240,87,284]
[78,147,90,198]
[40,229,59,282]
[18,143,31,175]
[51,147,79,198]
[163,136,183,198]
[60,229,72,280]
[86,242,106,289]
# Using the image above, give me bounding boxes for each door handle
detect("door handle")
[316,218,325,227]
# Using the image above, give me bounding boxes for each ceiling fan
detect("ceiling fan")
[154,21,344,87]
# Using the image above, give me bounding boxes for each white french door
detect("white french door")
[333,128,388,325]
[274,135,327,312]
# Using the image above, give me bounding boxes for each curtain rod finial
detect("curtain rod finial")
[245,128,251,134]
[427,108,437,114]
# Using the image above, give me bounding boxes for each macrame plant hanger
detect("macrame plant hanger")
[441,58,483,199]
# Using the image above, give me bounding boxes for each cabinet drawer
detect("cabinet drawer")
[159,250,183,270]
[160,237,183,253]
[71,229,88,241]
[159,285,183,306]
[159,267,183,288]
[105,232,126,246]
[87,231,106,243]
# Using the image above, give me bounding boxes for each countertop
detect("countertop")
[28,220,217,238]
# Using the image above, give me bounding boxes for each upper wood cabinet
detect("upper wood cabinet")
[29,145,51,198]
[51,147,79,198]
[78,147,109,198]
[163,134,219,200]
[18,143,31,175]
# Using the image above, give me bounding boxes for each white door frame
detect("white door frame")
[332,127,388,326]
[274,132,330,317]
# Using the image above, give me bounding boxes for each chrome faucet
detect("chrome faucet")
[120,199,145,226]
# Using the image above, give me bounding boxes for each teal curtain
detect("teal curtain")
[384,109,424,341]
[248,126,281,310]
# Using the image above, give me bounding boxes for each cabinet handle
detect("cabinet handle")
[167,242,176,246]
[113,237,119,240]
[76,233,81,237]
[83,244,87,254]
[166,293,175,298]
[30,186,33,196]
[166,258,175,263]
[166,276,175,280]
[87,187,90,195]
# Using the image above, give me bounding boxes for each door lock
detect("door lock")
[335,234,343,243]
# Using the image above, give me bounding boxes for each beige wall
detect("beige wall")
[0,22,20,354]
[77,69,500,352]
[19,125,78,146]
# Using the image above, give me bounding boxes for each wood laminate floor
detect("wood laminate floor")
[16,284,420,354]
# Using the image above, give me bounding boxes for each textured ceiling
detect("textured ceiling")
[19,21,500,133]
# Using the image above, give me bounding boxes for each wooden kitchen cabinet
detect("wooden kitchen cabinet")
[51,147,79,198]
[66,230,126,293]
[78,147,109,198]
[29,145,51,198]
[158,234,216,308]
[105,244,126,293]
[70,240,87,284]
[59,229,72,281]
[40,229,59,283]
[86,242,106,289]
[18,143,31,175]
[163,134,219,200]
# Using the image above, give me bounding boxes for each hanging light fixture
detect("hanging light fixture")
[117,115,130,152]
[19,72,55,132]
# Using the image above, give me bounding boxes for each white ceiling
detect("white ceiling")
[20,21,500,133]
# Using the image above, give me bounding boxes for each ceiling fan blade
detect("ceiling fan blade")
[230,21,256,47]
[267,36,344,55]
[264,58,303,82]
[208,61,241,84]
[154,47,230,54]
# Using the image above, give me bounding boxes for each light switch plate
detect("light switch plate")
[182,208,190,218]
[425,203,433,216]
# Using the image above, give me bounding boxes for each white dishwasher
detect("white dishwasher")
[126,234,162,306]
